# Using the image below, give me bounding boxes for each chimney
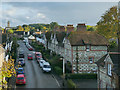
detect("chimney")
[0,30,2,44]
[76,23,86,31]
[66,24,74,33]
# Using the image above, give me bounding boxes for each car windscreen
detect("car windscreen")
[36,54,41,56]
[17,77,24,80]
[18,69,23,72]
[28,55,32,57]
[43,65,51,68]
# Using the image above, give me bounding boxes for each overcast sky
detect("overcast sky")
[0,2,118,28]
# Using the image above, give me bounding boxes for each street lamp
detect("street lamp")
[60,57,65,86]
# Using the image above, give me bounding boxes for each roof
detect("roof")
[35,52,41,54]
[45,31,53,41]
[67,31,109,46]
[96,54,107,67]
[56,32,66,46]
[96,52,120,75]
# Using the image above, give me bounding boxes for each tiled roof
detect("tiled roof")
[67,31,109,46]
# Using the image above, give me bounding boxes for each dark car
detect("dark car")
[19,51,24,58]
[18,58,25,66]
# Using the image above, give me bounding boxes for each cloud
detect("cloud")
[26,16,30,19]
[37,13,46,18]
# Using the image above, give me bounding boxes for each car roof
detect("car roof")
[28,54,32,56]
[35,52,41,54]
[19,58,24,60]
[17,74,25,77]
[43,62,50,65]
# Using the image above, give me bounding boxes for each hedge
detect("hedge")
[67,79,76,88]
[54,66,63,75]
[67,73,97,79]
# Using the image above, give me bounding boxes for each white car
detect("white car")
[42,62,51,73]
[39,60,46,68]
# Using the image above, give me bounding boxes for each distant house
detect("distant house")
[96,52,120,89]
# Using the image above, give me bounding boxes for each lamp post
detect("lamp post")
[60,57,65,86]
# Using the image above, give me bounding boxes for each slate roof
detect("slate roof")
[67,31,109,46]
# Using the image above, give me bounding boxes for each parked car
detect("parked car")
[36,57,43,63]
[16,74,26,85]
[39,60,46,68]
[28,54,33,60]
[16,68,24,75]
[42,62,51,73]
[19,50,24,58]
[28,46,33,51]
[35,52,42,59]
[18,58,25,66]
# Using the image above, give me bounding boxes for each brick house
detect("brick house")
[96,52,120,89]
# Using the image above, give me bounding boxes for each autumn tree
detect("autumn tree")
[7,29,14,34]
[96,6,118,40]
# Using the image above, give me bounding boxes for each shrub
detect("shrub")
[54,66,62,75]
[67,79,76,88]
[67,73,97,79]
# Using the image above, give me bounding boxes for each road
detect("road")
[16,40,59,88]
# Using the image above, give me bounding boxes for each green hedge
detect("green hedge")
[67,73,97,79]
[67,79,76,88]
[54,66,62,75]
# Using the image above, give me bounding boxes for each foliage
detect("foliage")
[16,25,24,31]
[109,40,117,48]
[96,6,118,40]
[49,22,59,30]
[67,79,76,88]
[54,66,63,75]
[67,73,97,79]
[86,25,96,31]
[1,59,16,78]
[7,29,14,34]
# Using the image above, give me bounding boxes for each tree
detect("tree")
[7,29,14,34]
[96,6,118,40]
[49,22,59,30]
[17,25,24,31]
[86,25,96,31]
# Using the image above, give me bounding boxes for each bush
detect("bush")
[54,66,62,75]
[67,79,76,88]
[67,73,97,79]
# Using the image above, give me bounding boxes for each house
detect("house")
[63,31,109,73]
[44,23,109,74]
[96,52,120,89]
[0,45,5,89]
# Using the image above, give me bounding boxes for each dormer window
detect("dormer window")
[108,64,112,76]
[86,45,90,51]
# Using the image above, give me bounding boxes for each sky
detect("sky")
[0,2,118,28]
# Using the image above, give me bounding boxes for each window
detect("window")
[86,45,90,51]
[89,57,94,64]
[108,64,112,76]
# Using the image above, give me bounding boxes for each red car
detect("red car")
[28,47,33,51]
[16,74,26,85]
[35,52,42,59]
[28,54,33,60]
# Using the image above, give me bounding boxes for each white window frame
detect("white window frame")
[89,57,94,64]
[86,45,90,51]
[108,64,112,76]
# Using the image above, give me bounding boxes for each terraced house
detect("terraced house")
[44,24,109,73]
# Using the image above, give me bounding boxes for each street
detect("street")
[16,40,59,88]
